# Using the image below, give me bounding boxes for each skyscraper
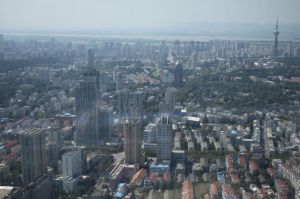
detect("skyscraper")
[131,91,143,119]
[98,108,113,143]
[165,87,176,112]
[117,89,129,118]
[20,128,46,184]
[88,49,95,70]
[191,52,197,68]
[0,34,3,49]
[76,49,101,145]
[115,71,124,91]
[174,63,183,87]
[0,34,3,60]
[75,78,99,145]
[62,148,82,178]
[159,88,176,115]
[156,114,173,162]
[274,17,280,57]
[124,119,143,164]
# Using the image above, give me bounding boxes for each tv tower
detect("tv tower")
[274,17,280,57]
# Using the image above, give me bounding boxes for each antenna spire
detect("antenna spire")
[274,17,280,57]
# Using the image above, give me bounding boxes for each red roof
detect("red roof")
[226,154,234,169]
[182,180,194,199]
[250,162,259,171]
[210,183,218,195]
[222,184,237,197]
[267,168,276,176]
[238,154,247,165]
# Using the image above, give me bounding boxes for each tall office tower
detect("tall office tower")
[112,68,118,83]
[156,114,173,162]
[131,91,143,119]
[99,72,107,93]
[115,71,124,91]
[167,48,175,64]
[62,148,82,178]
[174,63,183,87]
[88,49,95,70]
[117,89,129,118]
[143,123,157,154]
[159,87,176,114]
[0,34,3,60]
[165,87,176,112]
[274,17,280,57]
[173,40,181,56]
[0,34,3,49]
[20,128,46,184]
[159,41,168,66]
[75,77,99,145]
[87,49,100,90]
[191,52,197,68]
[124,119,143,164]
[288,43,294,57]
[98,108,113,143]
[76,48,101,145]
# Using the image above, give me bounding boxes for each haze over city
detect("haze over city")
[1,0,300,37]
[1,1,300,199]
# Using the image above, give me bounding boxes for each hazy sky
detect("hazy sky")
[0,0,300,31]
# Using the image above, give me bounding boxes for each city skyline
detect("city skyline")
[1,1,300,198]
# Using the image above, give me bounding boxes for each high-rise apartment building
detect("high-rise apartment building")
[62,148,82,178]
[98,108,113,143]
[20,128,46,184]
[117,89,129,118]
[159,87,176,114]
[75,78,99,145]
[76,49,101,145]
[131,91,143,119]
[124,119,143,164]
[88,49,95,69]
[174,63,183,87]
[165,88,176,112]
[156,114,173,162]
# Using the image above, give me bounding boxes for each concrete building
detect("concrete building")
[116,71,125,91]
[143,123,157,154]
[62,176,80,192]
[143,124,156,143]
[156,114,173,162]
[76,48,101,145]
[88,49,95,69]
[20,128,46,184]
[117,90,129,118]
[131,91,143,119]
[46,127,63,150]
[164,88,176,113]
[174,63,183,87]
[98,108,113,143]
[19,175,53,199]
[62,148,82,178]
[124,119,143,164]
[75,76,99,145]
